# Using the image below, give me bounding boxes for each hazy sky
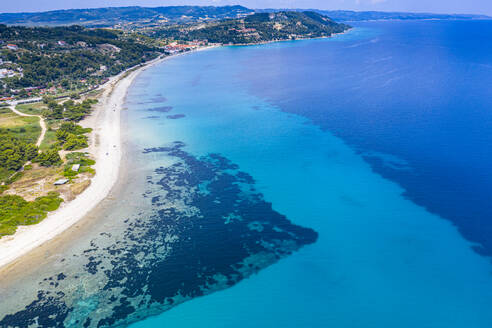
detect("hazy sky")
[3,0,492,15]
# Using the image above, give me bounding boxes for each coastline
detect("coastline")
[0,37,324,272]
[0,50,206,271]
[230,28,352,46]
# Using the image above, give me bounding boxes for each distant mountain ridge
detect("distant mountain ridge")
[256,9,490,21]
[0,6,254,27]
[0,6,489,27]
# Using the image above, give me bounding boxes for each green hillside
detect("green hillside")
[0,25,162,96]
[0,6,254,27]
[154,11,351,44]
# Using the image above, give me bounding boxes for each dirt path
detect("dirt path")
[8,105,47,148]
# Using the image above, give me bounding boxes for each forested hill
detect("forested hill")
[154,11,351,45]
[0,6,254,28]
[0,24,161,96]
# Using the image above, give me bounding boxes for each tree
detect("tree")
[25,144,39,160]
[42,95,53,104]
[0,134,39,173]
[55,129,69,142]
[18,89,28,98]
[46,101,63,120]
[63,134,88,150]
[61,79,70,89]
[34,148,62,167]
[55,122,90,150]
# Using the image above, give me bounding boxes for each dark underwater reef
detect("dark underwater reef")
[0,141,317,327]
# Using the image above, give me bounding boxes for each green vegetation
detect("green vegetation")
[40,125,57,151]
[0,192,63,237]
[0,133,38,180]
[56,122,91,150]
[64,152,96,178]
[16,102,46,115]
[0,108,41,183]
[0,5,254,27]
[65,152,96,167]
[0,97,95,187]
[42,98,97,122]
[155,11,350,44]
[62,134,88,150]
[5,171,24,186]
[33,148,62,167]
[0,107,41,144]
[0,24,163,97]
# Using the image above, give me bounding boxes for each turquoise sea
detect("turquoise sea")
[1,20,492,327]
[127,20,492,328]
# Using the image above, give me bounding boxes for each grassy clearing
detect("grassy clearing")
[0,109,42,182]
[15,102,47,116]
[40,122,59,151]
[0,192,63,238]
[0,109,41,145]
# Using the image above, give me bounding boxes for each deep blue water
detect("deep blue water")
[239,20,492,256]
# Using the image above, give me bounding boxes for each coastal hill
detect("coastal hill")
[0,5,254,28]
[154,11,351,44]
[0,5,488,28]
[0,24,162,96]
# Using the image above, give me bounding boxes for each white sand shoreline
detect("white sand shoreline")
[0,48,214,271]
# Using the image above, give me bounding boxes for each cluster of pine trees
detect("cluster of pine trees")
[43,98,97,122]
[0,133,38,172]
[55,122,91,150]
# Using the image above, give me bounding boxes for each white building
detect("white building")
[0,69,16,79]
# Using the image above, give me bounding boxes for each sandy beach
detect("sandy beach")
[0,55,169,271]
